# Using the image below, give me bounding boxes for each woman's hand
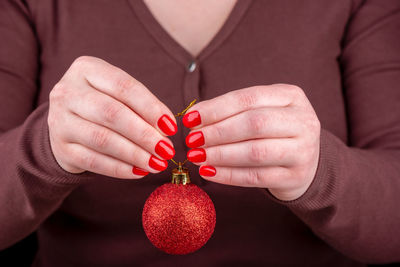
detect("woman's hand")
[48,56,177,179]
[183,84,321,201]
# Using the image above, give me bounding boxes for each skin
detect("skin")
[48,2,321,201]
[185,85,321,201]
[48,56,176,179]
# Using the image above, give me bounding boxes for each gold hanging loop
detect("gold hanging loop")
[175,99,197,117]
[168,99,197,184]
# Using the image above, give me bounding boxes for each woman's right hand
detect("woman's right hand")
[48,56,177,179]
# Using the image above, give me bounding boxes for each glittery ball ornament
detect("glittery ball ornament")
[142,163,216,255]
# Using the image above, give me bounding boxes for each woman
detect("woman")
[0,0,399,266]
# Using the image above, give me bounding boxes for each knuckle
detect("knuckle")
[286,84,304,96]
[80,153,97,170]
[72,56,93,68]
[309,116,321,133]
[249,143,268,164]
[50,82,67,102]
[86,156,97,170]
[300,140,319,164]
[226,168,234,185]
[245,168,260,186]
[276,146,288,162]
[61,144,80,169]
[101,102,122,123]
[211,124,225,142]
[302,113,321,140]
[110,164,121,178]
[113,75,136,97]
[58,149,76,171]
[129,145,141,163]
[236,91,257,109]
[293,142,308,164]
[138,126,154,144]
[248,113,266,136]
[91,128,110,149]
[283,84,306,102]
[209,108,219,124]
[295,138,316,162]
[212,147,224,164]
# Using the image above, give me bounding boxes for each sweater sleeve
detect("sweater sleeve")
[264,0,400,264]
[0,0,91,250]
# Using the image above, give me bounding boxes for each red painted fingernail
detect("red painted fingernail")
[187,148,206,163]
[157,115,177,136]
[199,165,216,177]
[185,131,205,148]
[149,155,168,171]
[132,166,149,176]
[155,140,175,160]
[183,111,201,128]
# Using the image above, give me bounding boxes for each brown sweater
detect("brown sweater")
[0,0,399,266]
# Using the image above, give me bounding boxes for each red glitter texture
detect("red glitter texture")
[142,183,216,255]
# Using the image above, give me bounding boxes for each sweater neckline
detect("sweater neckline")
[128,0,253,66]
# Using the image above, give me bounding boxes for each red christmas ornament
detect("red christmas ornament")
[142,163,216,255]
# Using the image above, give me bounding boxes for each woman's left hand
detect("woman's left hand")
[183,84,321,201]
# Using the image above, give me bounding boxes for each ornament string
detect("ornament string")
[174,99,197,118]
[170,158,188,166]
[170,99,197,167]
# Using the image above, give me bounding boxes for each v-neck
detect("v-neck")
[128,0,253,67]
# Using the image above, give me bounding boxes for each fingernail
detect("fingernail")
[199,165,216,177]
[187,148,206,163]
[157,115,177,136]
[185,131,205,148]
[149,155,168,171]
[155,140,175,160]
[132,166,149,176]
[183,111,201,128]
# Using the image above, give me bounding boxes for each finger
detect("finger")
[64,143,147,179]
[188,138,298,167]
[186,107,302,148]
[67,88,175,161]
[198,165,292,188]
[71,56,177,135]
[64,114,168,173]
[183,84,305,128]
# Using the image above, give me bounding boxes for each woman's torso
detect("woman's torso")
[30,0,358,266]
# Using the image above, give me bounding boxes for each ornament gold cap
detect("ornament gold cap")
[171,162,191,185]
